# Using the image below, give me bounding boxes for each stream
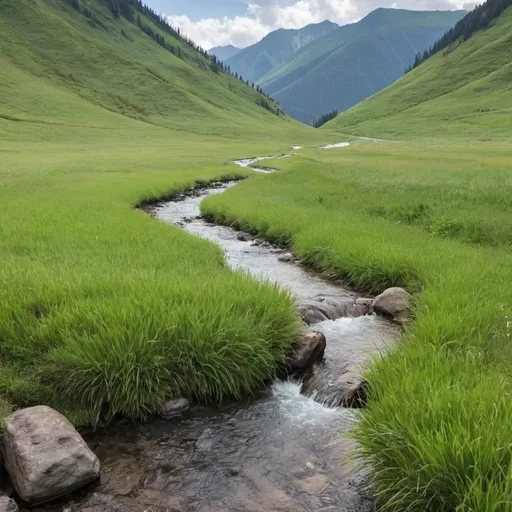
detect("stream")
[35,149,399,512]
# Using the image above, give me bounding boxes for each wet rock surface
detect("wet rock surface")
[298,296,373,325]
[300,316,398,407]
[159,398,190,420]
[0,493,18,512]
[303,369,367,408]
[2,406,100,505]
[40,390,374,512]
[287,331,326,371]
[278,252,295,263]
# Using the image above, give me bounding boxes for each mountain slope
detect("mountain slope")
[208,44,241,61]
[224,21,338,84]
[326,3,512,138]
[0,0,289,137]
[259,9,466,125]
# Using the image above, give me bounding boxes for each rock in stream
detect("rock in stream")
[2,406,100,505]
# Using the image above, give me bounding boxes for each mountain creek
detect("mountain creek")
[23,146,402,512]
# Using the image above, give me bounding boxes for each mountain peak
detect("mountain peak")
[225,20,339,83]
[208,44,241,61]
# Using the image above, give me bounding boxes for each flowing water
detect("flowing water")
[33,157,399,512]
[320,142,351,149]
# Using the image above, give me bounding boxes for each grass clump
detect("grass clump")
[202,140,512,511]
[49,278,300,424]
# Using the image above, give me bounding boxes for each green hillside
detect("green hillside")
[0,0,290,136]
[4,0,512,510]
[224,20,338,85]
[258,9,465,125]
[327,4,512,138]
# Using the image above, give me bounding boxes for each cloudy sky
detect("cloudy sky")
[146,0,473,49]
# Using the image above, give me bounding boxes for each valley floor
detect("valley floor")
[2,116,512,510]
[0,119,333,424]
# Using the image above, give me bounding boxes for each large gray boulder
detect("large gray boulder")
[2,406,100,504]
[287,331,326,371]
[0,493,18,512]
[373,287,411,325]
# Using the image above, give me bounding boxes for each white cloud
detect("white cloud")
[166,14,269,49]
[167,0,470,50]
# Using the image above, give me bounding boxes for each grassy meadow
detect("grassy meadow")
[0,116,343,425]
[202,139,512,511]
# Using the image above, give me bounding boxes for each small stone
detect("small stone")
[237,233,252,242]
[0,493,18,512]
[159,398,190,420]
[224,466,241,477]
[2,406,100,505]
[278,253,294,263]
[195,428,214,452]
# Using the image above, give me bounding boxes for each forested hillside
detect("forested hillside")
[408,0,512,70]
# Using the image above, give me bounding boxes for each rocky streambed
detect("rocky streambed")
[1,147,406,511]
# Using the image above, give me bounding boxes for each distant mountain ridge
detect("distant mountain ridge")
[208,44,241,61]
[224,20,338,84]
[259,8,466,125]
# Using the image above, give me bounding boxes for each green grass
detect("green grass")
[326,6,512,139]
[202,140,512,511]
[0,130,308,425]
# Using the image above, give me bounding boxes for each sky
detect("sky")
[147,0,475,50]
